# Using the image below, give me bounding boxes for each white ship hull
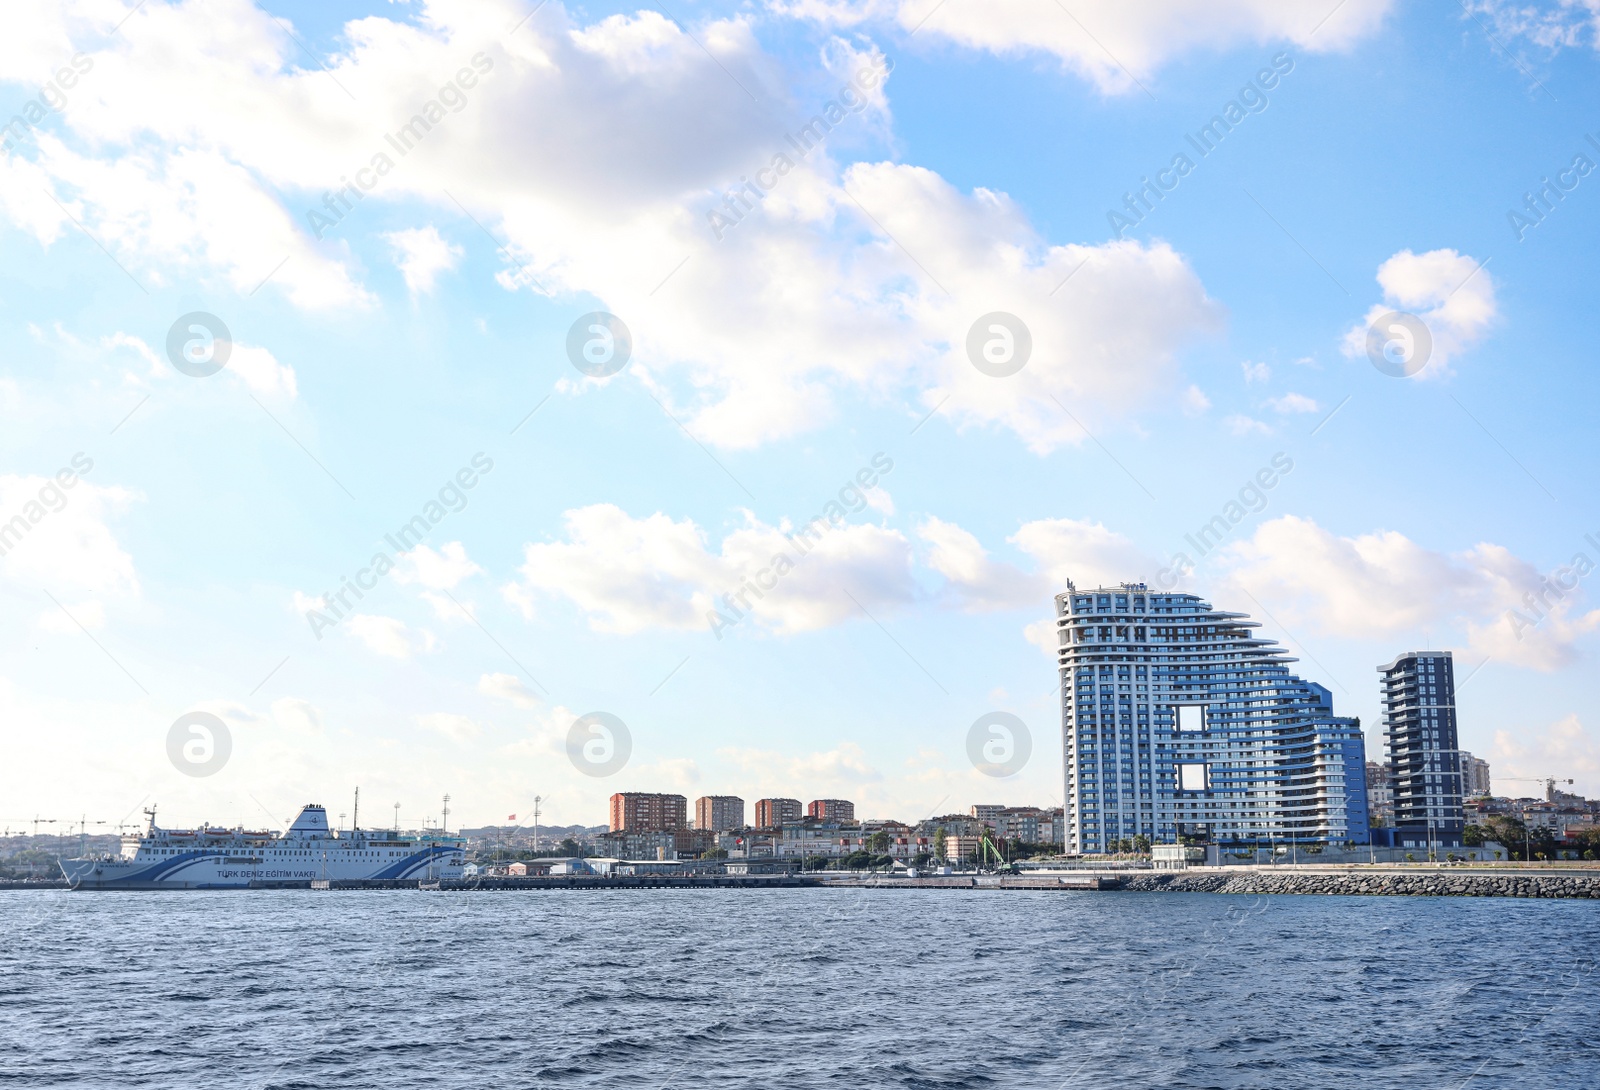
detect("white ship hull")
[60,803,464,890]
[61,846,461,889]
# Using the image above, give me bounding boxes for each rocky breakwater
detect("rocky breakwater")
[1117,869,1600,899]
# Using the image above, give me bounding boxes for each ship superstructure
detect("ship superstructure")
[60,804,464,890]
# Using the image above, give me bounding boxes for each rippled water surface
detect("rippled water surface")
[1,888,1595,1088]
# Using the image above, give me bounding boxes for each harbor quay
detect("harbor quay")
[10,862,1599,899]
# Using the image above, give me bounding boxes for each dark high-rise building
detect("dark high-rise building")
[806,798,855,823]
[1379,650,1464,848]
[754,798,802,829]
[608,792,687,833]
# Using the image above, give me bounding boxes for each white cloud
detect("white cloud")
[1181,384,1211,416]
[719,740,883,785]
[1012,518,1158,591]
[37,599,105,633]
[269,697,324,736]
[1241,360,1271,384]
[478,671,540,709]
[770,0,1396,93]
[227,342,298,399]
[0,2,1225,452]
[502,503,915,635]
[396,543,482,624]
[1341,248,1497,377]
[0,473,138,607]
[918,517,1038,611]
[1225,413,1273,436]
[1215,515,1600,670]
[418,712,483,743]
[347,614,437,658]
[383,225,462,295]
[1268,392,1318,413]
[864,486,895,517]
[1463,1,1600,52]
[920,515,1156,614]
[1491,713,1600,799]
[102,330,295,398]
[394,542,481,590]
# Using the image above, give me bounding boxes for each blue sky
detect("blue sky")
[2,0,1598,834]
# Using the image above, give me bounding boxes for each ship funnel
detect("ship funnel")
[287,805,331,837]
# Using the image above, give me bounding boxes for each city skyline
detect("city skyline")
[3,2,1599,830]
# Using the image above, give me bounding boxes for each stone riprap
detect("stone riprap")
[1118,870,1599,899]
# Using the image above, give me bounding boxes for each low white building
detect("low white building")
[1151,844,1205,870]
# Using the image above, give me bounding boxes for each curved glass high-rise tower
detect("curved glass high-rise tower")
[1053,581,1369,854]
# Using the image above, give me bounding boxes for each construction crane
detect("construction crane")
[1499,777,1575,801]
[1487,778,1577,861]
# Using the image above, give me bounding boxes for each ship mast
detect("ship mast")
[352,786,360,836]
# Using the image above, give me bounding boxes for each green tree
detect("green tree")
[1131,834,1151,854]
[1569,826,1600,855]
[933,828,947,861]
[1463,823,1485,847]
[1482,815,1533,859]
[866,830,891,854]
[557,837,580,857]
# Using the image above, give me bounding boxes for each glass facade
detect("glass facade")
[1378,651,1464,847]
[1055,582,1371,853]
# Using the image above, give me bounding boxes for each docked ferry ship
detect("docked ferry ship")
[60,804,464,890]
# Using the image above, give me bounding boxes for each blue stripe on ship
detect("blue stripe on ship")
[74,845,459,886]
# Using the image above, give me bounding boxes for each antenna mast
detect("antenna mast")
[442,794,451,836]
[353,786,360,834]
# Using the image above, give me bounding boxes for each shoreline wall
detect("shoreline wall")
[1119,871,1599,899]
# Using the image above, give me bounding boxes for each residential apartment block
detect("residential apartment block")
[807,798,855,823]
[1380,651,1464,847]
[608,792,687,833]
[1366,761,1394,826]
[754,798,802,829]
[971,806,1063,845]
[693,795,745,832]
[1459,752,1491,797]
[595,830,676,859]
[1054,581,1370,853]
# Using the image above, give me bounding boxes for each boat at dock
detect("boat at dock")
[60,804,464,890]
